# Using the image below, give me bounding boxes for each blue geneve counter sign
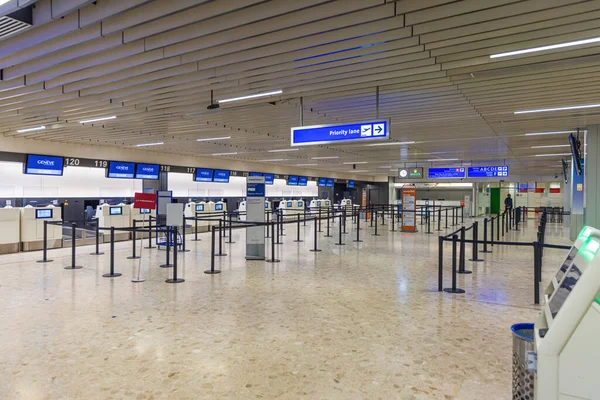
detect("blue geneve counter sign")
[291,120,390,146]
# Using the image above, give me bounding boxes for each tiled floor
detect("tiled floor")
[0,216,572,399]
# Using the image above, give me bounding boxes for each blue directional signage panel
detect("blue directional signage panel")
[298,176,308,186]
[194,168,214,182]
[428,167,466,179]
[326,178,334,187]
[317,177,327,187]
[213,169,230,183]
[347,180,355,189]
[247,182,265,197]
[291,120,390,146]
[107,161,135,178]
[263,173,274,185]
[135,163,159,180]
[24,154,64,176]
[468,166,509,178]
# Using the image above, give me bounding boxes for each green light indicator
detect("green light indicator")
[596,292,600,306]
[578,227,593,240]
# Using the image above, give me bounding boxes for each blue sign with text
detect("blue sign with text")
[428,167,466,179]
[107,161,135,179]
[468,166,509,178]
[291,120,389,146]
[287,175,299,186]
[264,173,274,185]
[247,182,265,197]
[195,168,214,182]
[135,163,159,180]
[213,169,230,183]
[317,177,327,187]
[326,178,334,187]
[298,176,308,186]
[24,154,64,176]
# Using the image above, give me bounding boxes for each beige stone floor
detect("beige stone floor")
[0,217,572,400]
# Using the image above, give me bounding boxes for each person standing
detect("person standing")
[504,193,513,212]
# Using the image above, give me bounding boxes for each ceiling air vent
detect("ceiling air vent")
[0,6,32,40]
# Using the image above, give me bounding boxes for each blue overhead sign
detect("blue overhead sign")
[326,178,334,187]
[24,154,64,176]
[428,167,466,179]
[135,163,159,180]
[468,166,509,178]
[213,169,230,183]
[298,176,308,186]
[107,161,135,178]
[291,120,389,146]
[194,168,214,182]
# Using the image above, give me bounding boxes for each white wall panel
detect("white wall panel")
[0,162,142,198]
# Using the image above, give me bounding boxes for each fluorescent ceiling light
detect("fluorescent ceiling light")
[515,104,600,114]
[258,158,288,162]
[268,148,299,153]
[534,153,571,157]
[218,90,282,104]
[342,161,368,165]
[136,142,164,147]
[427,158,459,162]
[353,170,370,173]
[312,156,339,160]
[297,163,318,166]
[366,141,415,146]
[491,36,600,59]
[197,136,231,142]
[523,131,578,136]
[79,116,117,124]
[531,145,570,149]
[0,0,11,5]
[17,125,45,133]
[212,152,238,156]
[378,165,392,168]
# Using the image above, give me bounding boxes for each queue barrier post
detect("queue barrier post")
[354,211,362,243]
[181,219,190,251]
[193,212,200,241]
[533,242,540,305]
[391,206,395,232]
[275,214,282,245]
[204,226,221,274]
[469,221,484,262]
[445,208,448,229]
[127,220,140,259]
[145,216,155,249]
[65,222,83,270]
[166,226,185,283]
[267,217,280,263]
[325,208,332,238]
[438,236,443,292]
[443,234,465,294]
[294,213,303,242]
[343,207,348,234]
[501,212,505,237]
[91,222,104,255]
[225,213,235,244]
[426,210,433,234]
[336,213,345,245]
[461,206,464,223]
[265,212,270,238]
[310,218,321,252]
[318,208,322,232]
[490,217,495,248]
[103,227,122,278]
[216,219,227,256]
[451,207,456,226]
[458,227,472,274]
[380,206,385,226]
[372,210,380,236]
[160,226,173,268]
[37,220,53,263]
[482,218,492,253]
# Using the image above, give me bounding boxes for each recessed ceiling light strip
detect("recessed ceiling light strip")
[79,116,117,123]
[491,36,600,59]
[218,90,282,104]
[17,126,45,133]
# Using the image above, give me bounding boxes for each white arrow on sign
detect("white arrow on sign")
[373,123,385,136]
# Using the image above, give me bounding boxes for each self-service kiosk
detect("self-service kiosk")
[20,205,63,251]
[279,199,302,219]
[239,200,271,221]
[309,199,331,214]
[130,204,156,238]
[0,206,20,254]
[184,201,211,232]
[533,226,600,399]
[96,203,131,241]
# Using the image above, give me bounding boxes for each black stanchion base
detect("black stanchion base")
[324,235,333,238]
[215,253,228,257]
[458,270,473,274]
[426,232,434,235]
[443,288,466,294]
[335,243,345,246]
[481,250,493,253]
[90,252,104,255]
[178,249,191,252]
[159,264,173,268]
[372,234,381,236]
[127,256,141,260]
[132,278,146,283]
[353,239,363,242]
[224,241,236,244]
[37,259,53,263]
[468,258,484,262]
[204,270,221,274]
[64,266,83,270]
[166,278,185,283]
[144,246,156,249]
[103,273,122,278]
[266,259,280,263]
[293,240,304,243]
[342,232,349,235]
[275,242,283,246]
[310,249,322,252]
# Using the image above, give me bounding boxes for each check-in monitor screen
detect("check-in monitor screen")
[25,155,64,176]
[213,169,230,183]
[140,208,151,214]
[287,175,298,186]
[264,202,269,209]
[549,264,583,319]
[298,176,308,186]
[326,178,334,187]
[35,209,53,219]
[298,201,303,207]
[195,168,214,182]
[263,174,274,185]
[287,202,293,207]
[317,178,327,187]
[107,161,135,179]
[215,204,223,211]
[325,201,330,206]
[317,201,321,207]
[555,246,579,284]
[109,207,123,215]
[195,204,204,212]
[135,163,160,180]
[347,180,355,189]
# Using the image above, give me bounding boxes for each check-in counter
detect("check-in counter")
[0,207,20,254]
[96,203,131,241]
[184,201,211,233]
[20,205,63,251]
[130,204,155,238]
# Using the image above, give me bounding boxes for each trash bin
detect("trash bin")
[512,323,535,400]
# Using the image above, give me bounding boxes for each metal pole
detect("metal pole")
[166,226,185,283]
[469,221,483,262]
[127,220,140,259]
[216,219,227,256]
[391,205,395,231]
[181,218,190,251]
[37,220,53,263]
[501,212,505,237]
[91,222,104,255]
[437,207,442,231]
[146,216,156,248]
[482,218,491,253]
[458,227,472,274]
[275,214,282,245]
[438,236,443,291]
[65,223,83,270]
[226,213,235,244]
[267,217,280,262]
[318,208,322,232]
[265,212,270,238]
[310,218,321,252]
[204,226,221,274]
[445,208,448,229]
[160,226,173,268]
[324,208,332,237]
[354,211,362,242]
[461,205,464,223]
[490,217,494,248]
[426,210,432,234]
[534,242,540,304]
[294,213,303,242]
[193,212,200,241]
[103,227,122,277]
[336,214,345,245]
[372,210,380,236]
[443,235,465,294]
[452,207,455,226]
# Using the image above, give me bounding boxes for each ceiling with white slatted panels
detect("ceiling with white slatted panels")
[1,0,598,177]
